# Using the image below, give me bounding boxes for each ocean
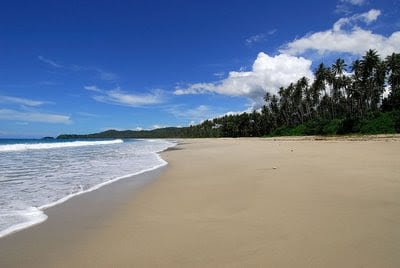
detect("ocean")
[0,138,176,238]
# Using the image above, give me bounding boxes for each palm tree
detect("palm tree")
[293,77,309,123]
[269,94,280,129]
[360,49,381,111]
[331,58,346,97]
[264,92,271,103]
[385,53,400,109]
[330,58,348,118]
[332,58,346,76]
[351,59,363,117]
[311,63,329,118]
[278,86,291,126]
[373,60,387,109]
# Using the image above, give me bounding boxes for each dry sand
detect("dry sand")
[1,137,400,267]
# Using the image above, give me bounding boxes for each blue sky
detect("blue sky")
[0,0,399,138]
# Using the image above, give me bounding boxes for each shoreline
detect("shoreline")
[0,165,166,266]
[1,137,400,267]
[0,140,176,239]
[0,164,168,239]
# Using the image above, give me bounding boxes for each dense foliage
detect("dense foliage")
[58,50,400,139]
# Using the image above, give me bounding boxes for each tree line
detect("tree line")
[58,50,400,139]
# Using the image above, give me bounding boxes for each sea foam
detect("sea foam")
[0,139,176,238]
[0,139,123,152]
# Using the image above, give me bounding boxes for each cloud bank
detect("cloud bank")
[175,52,313,107]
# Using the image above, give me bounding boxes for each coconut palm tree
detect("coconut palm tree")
[360,49,382,111]
[331,58,346,98]
[385,53,400,109]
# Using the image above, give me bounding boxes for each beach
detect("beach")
[1,137,400,267]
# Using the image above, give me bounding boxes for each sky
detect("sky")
[0,0,399,138]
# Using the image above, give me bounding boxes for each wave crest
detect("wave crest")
[0,139,124,152]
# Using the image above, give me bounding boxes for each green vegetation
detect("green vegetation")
[58,50,400,139]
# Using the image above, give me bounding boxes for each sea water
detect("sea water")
[0,138,176,238]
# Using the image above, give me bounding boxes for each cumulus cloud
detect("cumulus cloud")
[0,109,71,124]
[0,95,47,106]
[281,9,400,57]
[174,52,313,107]
[85,85,164,107]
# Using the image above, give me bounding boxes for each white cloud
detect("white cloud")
[95,91,162,106]
[174,52,313,106]
[0,95,47,106]
[281,9,400,57]
[268,29,278,35]
[76,112,100,117]
[213,72,225,78]
[223,107,255,117]
[333,9,380,31]
[84,85,102,92]
[0,109,71,124]
[85,85,164,107]
[152,124,171,129]
[168,105,256,125]
[38,56,63,68]
[336,0,367,13]
[167,105,219,122]
[361,9,381,23]
[152,124,162,129]
[246,30,277,46]
[340,0,366,6]
[246,34,266,45]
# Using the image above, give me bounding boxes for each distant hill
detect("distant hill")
[57,127,196,139]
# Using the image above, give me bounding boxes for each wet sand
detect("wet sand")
[1,137,400,267]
